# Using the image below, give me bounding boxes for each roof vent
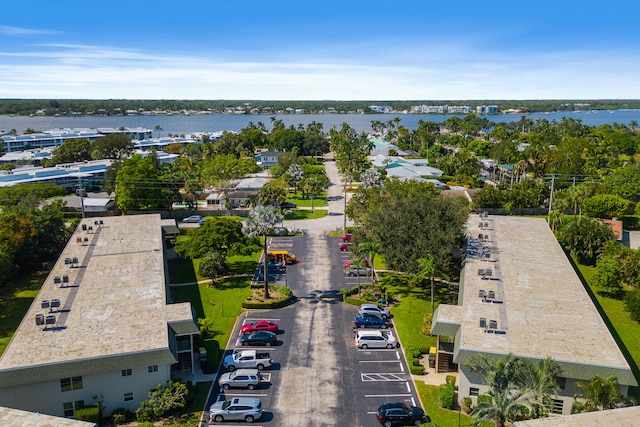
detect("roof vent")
[478,289,486,298]
[53,276,61,284]
[487,290,495,299]
[82,224,87,231]
[72,257,79,266]
[479,318,487,328]
[35,314,45,326]
[45,315,56,325]
[50,299,61,310]
[41,300,50,309]
[62,274,69,284]
[64,257,72,266]
[489,319,497,329]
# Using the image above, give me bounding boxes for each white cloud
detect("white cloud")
[0,25,60,36]
[0,41,638,100]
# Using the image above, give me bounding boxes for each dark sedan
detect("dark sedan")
[240,331,277,347]
[354,314,392,329]
[376,402,430,427]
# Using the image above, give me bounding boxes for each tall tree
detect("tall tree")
[573,375,632,412]
[51,138,93,164]
[92,133,134,159]
[244,206,282,298]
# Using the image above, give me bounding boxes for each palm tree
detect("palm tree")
[467,354,531,427]
[244,206,283,299]
[412,255,449,314]
[573,375,631,412]
[520,357,562,418]
[154,125,162,137]
[357,241,381,287]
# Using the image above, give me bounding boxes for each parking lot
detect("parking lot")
[206,234,421,426]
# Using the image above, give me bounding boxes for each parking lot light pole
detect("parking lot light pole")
[343,183,347,234]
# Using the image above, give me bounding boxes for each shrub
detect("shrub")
[439,383,456,409]
[423,312,433,323]
[625,288,640,322]
[74,406,100,423]
[477,394,492,405]
[419,323,432,336]
[409,365,426,375]
[446,375,456,387]
[461,396,473,414]
[412,358,422,367]
[198,317,216,338]
[406,345,422,359]
[111,408,133,425]
[135,381,189,423]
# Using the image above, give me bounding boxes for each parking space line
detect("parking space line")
[361,373,407,381]
[364,393,413,398]
[223,393,269,397]
[405,382,411,392]
[356,348,399,352]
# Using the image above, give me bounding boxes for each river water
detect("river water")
[1,110,639,137]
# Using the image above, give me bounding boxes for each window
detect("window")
[469,387,479,396]
[60,376,83,392]
[63,400,84,417]
[148,365,158,373]
[556,376,566,390]
[121,368,132,377]
[124,392,134,402]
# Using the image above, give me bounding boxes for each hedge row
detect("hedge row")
[242,295,295,309]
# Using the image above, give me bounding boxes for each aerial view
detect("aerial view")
[1,1,640,427]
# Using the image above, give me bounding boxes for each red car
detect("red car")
[343,259,370,269]
[241,320,279,335]
[339,242,352,251]
[341,233,352,242]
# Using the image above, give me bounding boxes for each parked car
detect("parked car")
[339,242,352,251]
[343,258,369,268]
[279,202,298,209]
[355,330,397,349]
[183,215,205,224]
[256,262,287,273]
[240,331,277,347]
[359,303,391,318]
[209,397,263,423]
[345,266,372,277]
[341,233,353,242]
[218,368,262,390]
[376,402,430,426]
[354,314,392,329]
[241,320,279,335]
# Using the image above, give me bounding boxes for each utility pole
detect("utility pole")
[546,174,555,225]
[78,175,86,219]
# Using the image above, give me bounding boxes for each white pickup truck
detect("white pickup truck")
[223,350,273,371]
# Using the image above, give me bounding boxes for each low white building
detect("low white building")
[431,215,637,415]
[0,215,198,419]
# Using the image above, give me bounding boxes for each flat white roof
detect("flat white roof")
[0,214,193,371]
[434,215,636,384]
[0,405,96,427]
[514,405,640,426]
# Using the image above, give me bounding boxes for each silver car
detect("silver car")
[209,397,263,423]
[218,368,261,390]
[358,303,390,318]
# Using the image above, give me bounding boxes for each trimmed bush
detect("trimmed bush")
[439,383,455,410]
[477,394,492,405]
[74,406,100,423]
[409,365,426,375]
[446,375,456,387]
[412,358,422,367]
[242,294,294,309]
[461,396,473,414]
[111,408,133,425]
[624,288,640,322]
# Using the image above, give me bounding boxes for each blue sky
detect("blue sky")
[1,1,639,100]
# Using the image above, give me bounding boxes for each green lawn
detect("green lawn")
[287,190,328,208]
[575,261,640,394]
[283,209,328,220]
[0,266,50,357]
[171,277,252,370]
[415,383,475,427]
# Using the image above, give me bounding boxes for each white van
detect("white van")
[354,330,397,349]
